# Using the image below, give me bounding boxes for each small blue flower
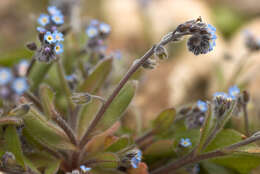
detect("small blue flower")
[47,6,61,15]
[80,165,91,172]
[53,31,64,42]
[51,13,64,25]
[36,27,46,33]
[197,100,207,112]
[44,32,56,44]
[180,138,192,147]
[130,150,142,168]
[207,24,217,52]
[54,43,64,54]
[11,78,28,95]
[228,85,240,99]
[99,23,111,34]
[86,26,99,38]
[0,68,13,85]
[17,60,29,77]
[38,14,50,26]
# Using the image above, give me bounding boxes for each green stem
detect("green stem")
[56,59,75,122]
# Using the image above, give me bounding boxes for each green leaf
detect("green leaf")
[23,157,41,174]
[44,160,61,174]
[205,129,260,173]
[29,62,52,91]
[0,117,23,125]
[196,104,214,154]
[152,108,176,134]
[105,136,131,152]
[143,140,176,165]
[91,152,119,169]
[23,108,76,150]
[94,81,137,133]
[4,126,25,168]
[79,58,113,93]
[171,120,200,150]
[0,48,33,66]
[202,161,237,174]
[77,99,102,138]
[39,84,55,120]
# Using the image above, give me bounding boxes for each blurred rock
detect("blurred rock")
[102,0,144,48]
[146,0,212,42]
[229,18,260,97]
[211,0,260,16]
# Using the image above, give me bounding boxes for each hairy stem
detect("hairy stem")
[79,29,179,149]
[151,135,260,174]
[242,104,250,137]
[135,130,154,145]
[26,58,36,77]
[50,106,77,146]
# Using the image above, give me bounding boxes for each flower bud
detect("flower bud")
[155,45,168,60]
[8,104,31,117]
[71,92,92,105]
[142,58,157,69]
[26,42,38,51]
[212,92,233,119]
[120,149,142,169]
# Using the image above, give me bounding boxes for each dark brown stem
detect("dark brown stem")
[151,150,226,174]
[135,130,154,145]
[242,104,250,137]
[26,58,36,77]
[151,135,260,174]
[79,29,179,149]
[24,92,43,111]
[78,46,155,148]
[50,106,78,146]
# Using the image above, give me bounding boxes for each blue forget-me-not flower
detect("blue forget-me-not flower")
[54,43,64,54]
[180,138,192,147]
[11,78,29,95]
[38,14,50,26]
[197,100,207,112]
[228,85,240,100]
[0,68,13,85]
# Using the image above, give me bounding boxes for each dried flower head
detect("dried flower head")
[212,92,233,118]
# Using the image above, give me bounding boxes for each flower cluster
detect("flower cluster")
[185,100,207,129]
[120,149,142,169]
[212,92,233,118]
[32,6,65,63]
[174,17,217,55]
[37,6,64,31]
[85,20,111,59]
[130,150,142,168]
[0,60,29,102]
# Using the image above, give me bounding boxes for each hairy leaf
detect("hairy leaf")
[23,108,75,150]
[4,126,25,168]
[39,84,55,120]
[152,108,176,134]
[94,80,137,133]
[79,58,113,93]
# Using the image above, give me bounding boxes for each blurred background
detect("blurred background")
[1,0,260,139]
